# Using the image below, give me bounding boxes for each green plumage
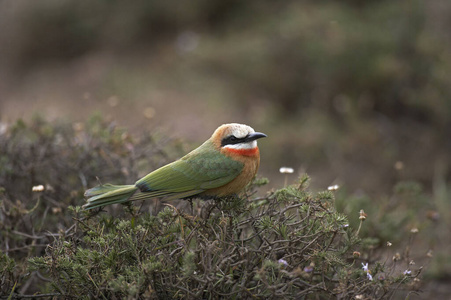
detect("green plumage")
[83,140,244,210]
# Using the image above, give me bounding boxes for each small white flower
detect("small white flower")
[387,241,392,247]
[279,167,294,174]
[327,184,340,191]
[278,259,288,266]
[341,224,349,228]
[362,262,373,280]
[403,270,411,275]
[32,185,45,192]
[410,228,419,233]
[304,265,314,273]
[361,263,369,272]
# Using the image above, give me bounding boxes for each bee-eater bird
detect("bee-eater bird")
[83,123,267,210]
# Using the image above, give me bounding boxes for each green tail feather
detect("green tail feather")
[83,184,138,210]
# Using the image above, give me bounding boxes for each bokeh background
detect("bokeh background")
[1,0,451,193]
[1,0,451,297]
[1,0,451,196]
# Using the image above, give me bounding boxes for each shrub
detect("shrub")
[0,118,425,299]
[27,176,422,299]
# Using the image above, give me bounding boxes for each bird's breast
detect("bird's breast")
[202,147,260,196]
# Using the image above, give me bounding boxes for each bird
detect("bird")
[83,123,267,210]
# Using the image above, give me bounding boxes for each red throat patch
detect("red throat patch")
[224,147,259,157]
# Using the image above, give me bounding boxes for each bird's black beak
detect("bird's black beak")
[245,132,267,142]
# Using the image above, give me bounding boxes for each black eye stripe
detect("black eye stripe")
[221,132,266,147]
[221,135,246,146]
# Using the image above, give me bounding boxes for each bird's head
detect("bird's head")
[211,123,267,157]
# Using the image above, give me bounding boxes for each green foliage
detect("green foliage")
[26,178,417,299]
[0,118,429,299]
[0,252,18,295]
[0,117,179,298]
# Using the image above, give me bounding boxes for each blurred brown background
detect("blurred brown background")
[1,0,450,196]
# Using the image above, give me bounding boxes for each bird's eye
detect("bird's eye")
[221,135,241,146]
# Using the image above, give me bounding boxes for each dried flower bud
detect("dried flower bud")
[393,252,401,261]
[219,217,229,227]
[359,209,367,220]
[353,251,361,258]
[426,250,433,258]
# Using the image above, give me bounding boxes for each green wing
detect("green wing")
[134,140,243,197]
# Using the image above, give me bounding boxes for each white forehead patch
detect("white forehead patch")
[228,123,255,138]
